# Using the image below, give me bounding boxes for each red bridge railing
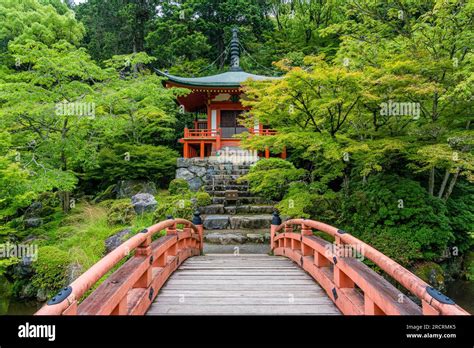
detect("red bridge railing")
[35,214,203,315]
[270,214,469,316]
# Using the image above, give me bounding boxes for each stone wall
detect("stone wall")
[175,158,211,191]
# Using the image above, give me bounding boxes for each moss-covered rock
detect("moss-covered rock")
[195,192,211,207]
[413,261,446,291]
[169,179,190,195]
[31,246,70,300]
[107,200,136,226]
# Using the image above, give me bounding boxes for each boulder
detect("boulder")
[115,180,157,199]
[24,218,43,228]
[188,177,203,192]
[131,193,157,214]
[189,165,207,178]
[24,202,42,218]
[105,229,134,254]
[203,215,229,230]
[176,168,194,181]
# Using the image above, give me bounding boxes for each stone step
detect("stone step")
[224,205,274,215]
[210,190,252,198]
[207,169,249,176]
[199,204,225,215]
[206,174,244,181]
[202,214,273,230]
[205,179,242,186]
[203,244,271,254]
[204,229,270,244]
[212,197,266,205]
[204,185,249,192]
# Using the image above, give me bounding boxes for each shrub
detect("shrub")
[195,192,211,207]
[169,178,190,195]
[86,143,179,188]
[339,174,454,265]
[107,200,136,226]
[239,158,306,201]
[32,246,70,297]
[153,196,194,222]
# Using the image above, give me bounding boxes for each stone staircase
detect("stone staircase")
[199,160,274,254]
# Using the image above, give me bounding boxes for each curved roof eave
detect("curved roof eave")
[156,69,278,88]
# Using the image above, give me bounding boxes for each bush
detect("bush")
[107,200,136,226]
[239,158,306,201]
[153,196,194,222]
[32,246,70,298]
[86,143,179,188]
[169,179,190,195]
[195,192,211,207]
[339,174,454,265]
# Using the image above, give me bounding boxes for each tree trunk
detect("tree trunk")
[61,191,70,213]
[437,169,450,198]
[443,168,460,201]
[428,167,435,196]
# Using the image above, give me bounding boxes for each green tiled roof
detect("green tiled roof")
[157,70,277,88]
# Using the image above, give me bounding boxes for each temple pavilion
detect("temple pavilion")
[158,28,285,160]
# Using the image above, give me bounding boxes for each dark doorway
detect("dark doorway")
[220,110,246,138]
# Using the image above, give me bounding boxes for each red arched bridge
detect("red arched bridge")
[35,212,469,316]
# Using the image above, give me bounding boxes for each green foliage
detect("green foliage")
[32,246,70,297]
[413,262,446,290]
[169,179,190,195]
[153,196,194,223]
[107,200,136,226]
[196,192,211,207]
[339,175,454,265]
[239,159,306,201]
[88,144,178,188]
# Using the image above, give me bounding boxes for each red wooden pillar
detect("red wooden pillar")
[183,142,189,159]
[301,223,312,256]
[281,146,287,159]
[216,128,221,150]
[265,146,270,159]
[200,142,205,159]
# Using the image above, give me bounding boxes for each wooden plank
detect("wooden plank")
[156,291,326,297]
[163,277,314,286]
[147,304,340,315]
[147,254,341,315]
[152,297,332,305]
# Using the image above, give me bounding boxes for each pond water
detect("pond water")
[446,280,474,314]
[6,300,41,315]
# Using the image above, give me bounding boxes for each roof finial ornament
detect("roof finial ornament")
[230,27,242,72]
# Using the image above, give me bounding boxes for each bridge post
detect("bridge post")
[284,223,292,248]
[192,211,204,252]
[364,295,385,315]
[301,223,312,256]
[133,234,153,290]
[270,211,281,249]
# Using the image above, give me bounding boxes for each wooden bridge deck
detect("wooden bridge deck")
[146,254,341,315]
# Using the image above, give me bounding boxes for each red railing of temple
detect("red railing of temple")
[35,215,203,316]
[184,128,220,138]
[270,215,470,316]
